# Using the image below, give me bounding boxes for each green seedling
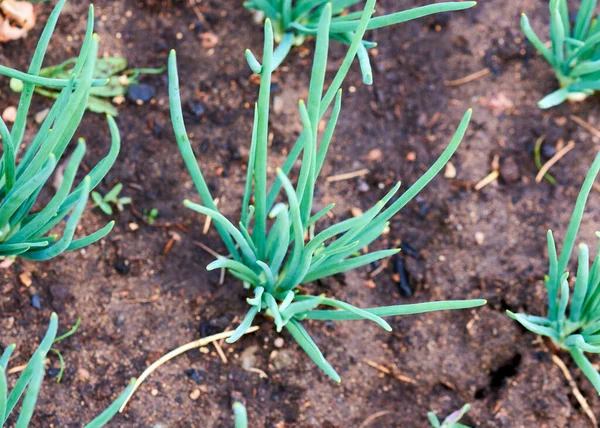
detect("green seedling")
[92,183,132,215]
[170,0,484,381]
[508,152,600,393]
[49,317,81,383]
[522,0,600,107]
[243,0,475,81]
[0,0,119,260]
[0,313,135,427]
[233,401,248,428]
[10,57,165,116]
[144,208,159,224]
[428,404,471,428]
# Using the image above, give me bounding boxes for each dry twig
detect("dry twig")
[535,140,575,183]
[444,68,490,87]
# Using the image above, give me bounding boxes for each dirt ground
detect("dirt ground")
[2,0,600,426]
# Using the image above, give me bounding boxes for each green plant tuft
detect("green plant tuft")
[0,0,119,260]
[522,0,600,108]
[0,313,135,427]
[92,183,132,216]
[169,3,484,380]
[428,404,471,428]
[508,152,600,393]
[243,0,476,80]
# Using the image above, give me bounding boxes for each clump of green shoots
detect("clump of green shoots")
[92,183,131,215]
[0,0,119,260]
[10,57,165,116]
[522,0,600,108]
[144,207,159,224]
[508,152,600,393]
[243,0,475,81]
[169,2,484,381]
[1,313,134,427]
[428,404,471,428]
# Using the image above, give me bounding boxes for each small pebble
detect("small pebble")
[2,106,17,123]
[35,108,50,124]
[367,148,382,162]
[189,389,201,400]
[357,180,370,193]
[19,272,32,287]
[350,207,363,217]
[188,100,205,119]
[475,232,485,245]
[151,388,159,396]
[444,162,457,178]
[274,337,284,348]
[128,83,155,103]
[31,294,41,309]
[114,258,130,275]
[541,143,556,158]
[77,368,91,382]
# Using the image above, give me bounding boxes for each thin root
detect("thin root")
[119,326,259,412]
[444,68,490,87]
[570,115,600,139]
[551,354,597,427]
[363,359,416,385]
[474,170,499,191]
[326,168,369,183]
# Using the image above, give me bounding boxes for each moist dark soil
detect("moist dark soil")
[2,0,600,426]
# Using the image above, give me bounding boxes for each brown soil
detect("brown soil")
[2,0,600,427]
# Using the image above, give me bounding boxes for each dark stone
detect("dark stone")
[184,368,206,383]
[187,100,206,119]
[114,258,130,275]
[541,143,556,158]
[128,83,155,103]
[31,294,41,309]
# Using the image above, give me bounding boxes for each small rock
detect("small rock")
[541,143,556,158]
[114,258,130,275]
[128,83,155,103]
[35,108,50,124]
[199,32,218,48]
[2,106,17,123]
[367,148,382,162]
[189,389,201,400]
[357,180,369,193]
[31,294,41,309]
[475,232,485,245]
[499,156,521,184]
[274,337,284,348]
[77,368,91,382]
[350,207,363,217]
[19,272,32,287]
[187,100,205,119]
[129,222,139,231]
[184,368,205,383]
[444,161,457,178]
[273,96,283,114]
[151,388,159,396]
